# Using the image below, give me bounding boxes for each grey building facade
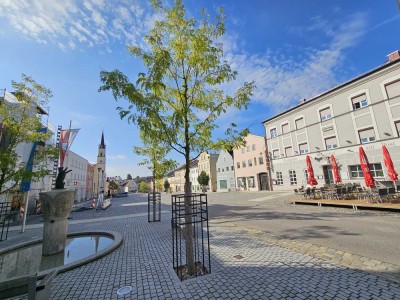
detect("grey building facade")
[216,150,235,192]
[263,51,400,190]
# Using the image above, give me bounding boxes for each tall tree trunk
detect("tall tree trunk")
[184,157,194,275]
[152,169,156,222]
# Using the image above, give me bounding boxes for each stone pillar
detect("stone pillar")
[40,189,76,256]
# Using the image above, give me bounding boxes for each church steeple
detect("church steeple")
[99,131,106,149]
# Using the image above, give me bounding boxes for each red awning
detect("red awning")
[359,147,374,187]
[330,155,341,184]
[383,145,398,181]
[306,155,318,186]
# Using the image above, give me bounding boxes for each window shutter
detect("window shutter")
[282,123,289,134]
[386,80,400,99]
[285,147,293,156]
[295,118,305,129]
[299,143,308,152]
[359,128,375,139]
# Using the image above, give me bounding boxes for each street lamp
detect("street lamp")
[97,167,101,199]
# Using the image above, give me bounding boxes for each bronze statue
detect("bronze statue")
[55,167,72,189]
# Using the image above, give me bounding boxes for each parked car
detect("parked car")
[114,192,128,198]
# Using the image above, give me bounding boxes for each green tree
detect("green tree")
[139,180,148,193]
[109,180,119,195]
[134,131,176,195]
[164,179,170,192]
[156,179,163,192]
[134,130,176,220]
[197,171,210,191]
[99,0,254,274]
[0,74,58,196]
[127,173,132,180]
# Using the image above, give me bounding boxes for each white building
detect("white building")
[263,51,400,190]
[189,160,200,192]
[64,150,88,202]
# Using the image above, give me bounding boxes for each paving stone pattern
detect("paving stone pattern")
[3,193,400,299]
[34,215,400,299]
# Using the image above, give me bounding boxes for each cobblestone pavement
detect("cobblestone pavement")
[2,192,400,299]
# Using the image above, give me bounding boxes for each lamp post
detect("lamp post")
[97,167,101,200]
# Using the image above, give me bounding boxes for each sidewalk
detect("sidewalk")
[2,211,400,299]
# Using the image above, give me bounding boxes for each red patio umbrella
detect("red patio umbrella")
[306,155,318,186]
[382,145,398,181]
[330,155,341,184]
[359,147,374,187]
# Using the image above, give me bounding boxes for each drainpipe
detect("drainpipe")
[264,136,273,191]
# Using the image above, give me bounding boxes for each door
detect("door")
[323,166,334,184]
[259,173,269,190]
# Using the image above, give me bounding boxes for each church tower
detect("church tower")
[94,131,106,196]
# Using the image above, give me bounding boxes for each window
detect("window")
[284,146,293,157]
[241,148,245,154]
[396,121,400,137]
[319,107,332,121]
[236,162,240,169]
[281,123,289,134]
[270,128,277,138]
[226,167,229,171]
[289,170,297,185]
[295,117,305,129]
[304,170,308,181]
[218,168,220,172]
[254,157,257,165]
[252,144,256,151]
[248,177,255,188]
[219,180,227,189]
[325,136,338,149]
[242,161,246,168]
[299,143,309,154]
[272,149,280,159]
[276,171,283,185]
[349,163,384,178]
[231,166,234,171]
[358,128,376,144]
[259,156,264,164]
[385,79,400,99]
[247,146,250,152]
[248,159,253,167]
[352,93,368,110]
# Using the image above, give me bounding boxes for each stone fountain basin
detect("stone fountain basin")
[0,231,122,291]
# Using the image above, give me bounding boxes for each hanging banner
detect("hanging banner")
[59,128,80,167]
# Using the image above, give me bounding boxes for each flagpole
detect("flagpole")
[65,120,72,168]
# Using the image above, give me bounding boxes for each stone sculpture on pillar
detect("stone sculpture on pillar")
[40,167,75,256]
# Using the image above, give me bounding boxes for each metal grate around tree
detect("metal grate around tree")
[171,193,211,281]
[148,192,161,222]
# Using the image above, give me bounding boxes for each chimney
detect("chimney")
[387,50,400,62]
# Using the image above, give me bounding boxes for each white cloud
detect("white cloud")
[0,0,151,49]
[221,13,368,112]
[109,154,127,160]
[69,112,98,126]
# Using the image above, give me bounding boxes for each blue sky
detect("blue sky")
[0,0,399,177]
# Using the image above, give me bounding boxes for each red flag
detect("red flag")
[330,155,341,184]
[306,155,318,186]
[382,145,398,181]
[59,128,80,167]
[359,147,374,187]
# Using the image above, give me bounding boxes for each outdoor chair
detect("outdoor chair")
[369,189,388,203]
[304,188,312,199]
[330,188,341,200]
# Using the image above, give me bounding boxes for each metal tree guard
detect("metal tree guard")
[171,193,211,281]
[148,192,161,222]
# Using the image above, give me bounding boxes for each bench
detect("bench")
[0,268,58,300]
